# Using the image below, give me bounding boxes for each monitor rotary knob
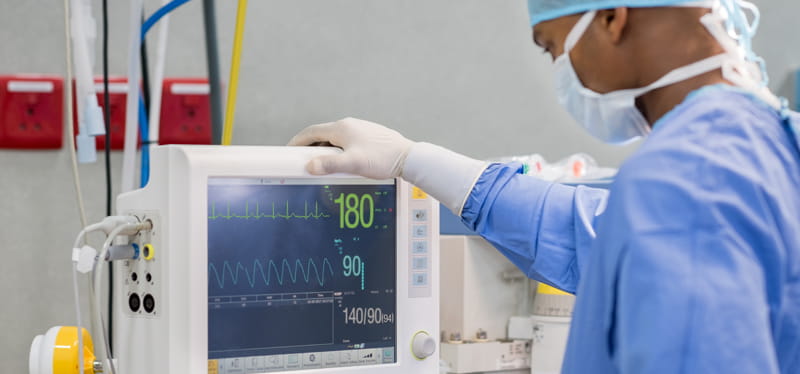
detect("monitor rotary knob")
[411,331,436,360]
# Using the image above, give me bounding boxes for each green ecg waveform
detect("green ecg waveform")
[208,201,331,220]
[209,258,335,288]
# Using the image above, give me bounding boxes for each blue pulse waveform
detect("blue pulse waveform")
[209,258,336,289]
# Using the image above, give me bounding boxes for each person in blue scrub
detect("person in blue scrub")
[289,0,800,372]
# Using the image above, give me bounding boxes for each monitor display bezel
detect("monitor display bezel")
[205,175,401,372]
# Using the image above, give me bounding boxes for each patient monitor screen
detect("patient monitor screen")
[208,178,397,371]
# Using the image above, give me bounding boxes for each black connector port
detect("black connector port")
[143,294,156,313]
[129,293,141,312]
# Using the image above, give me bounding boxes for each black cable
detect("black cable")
[202,0,224,145]
[101,5,112,220]
[140,13,152,117]
[101,0,114,355]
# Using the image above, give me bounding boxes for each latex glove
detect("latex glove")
[287,118,413,179]
[289,118,489,215]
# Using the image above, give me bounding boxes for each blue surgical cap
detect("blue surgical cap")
[526,0,771,86]
[528,0,705,27]
[528,0,769,86]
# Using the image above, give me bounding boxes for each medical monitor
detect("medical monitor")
[114,146,439,374]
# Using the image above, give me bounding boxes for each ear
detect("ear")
[597,7,629,44]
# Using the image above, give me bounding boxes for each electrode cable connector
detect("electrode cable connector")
[105,244,140,261]
[72,215,153,252]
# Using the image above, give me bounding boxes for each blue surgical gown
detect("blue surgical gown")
[461,85,800,373]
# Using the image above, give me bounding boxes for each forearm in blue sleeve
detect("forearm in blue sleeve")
[460,163,609,293]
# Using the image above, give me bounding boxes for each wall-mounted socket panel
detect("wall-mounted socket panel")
[0,75,64,149]
[159,78,212,145]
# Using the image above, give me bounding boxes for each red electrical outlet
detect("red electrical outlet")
[0,75,64,149]
[159,78,212,145]
[72,77,132,150]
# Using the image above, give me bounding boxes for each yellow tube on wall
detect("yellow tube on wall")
[222,0,248,146]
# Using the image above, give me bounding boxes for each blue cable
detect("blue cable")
[138,96,150,187]
[137,0,191,187]
[142,0,191,38]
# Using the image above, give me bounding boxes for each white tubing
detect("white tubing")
[63,0,88,228]
[72,264,85,374]
[70,0,102,163]
[70,222,103,374]
[148,0,172,145]
[121,0,145,193]
[91,224,135,374]
[70,0,94,135]
[72,222,105,250]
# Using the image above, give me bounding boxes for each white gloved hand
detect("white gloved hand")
[287,117,413,179]
[289,117,489,215]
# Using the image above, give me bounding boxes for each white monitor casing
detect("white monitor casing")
[114,145,439,374]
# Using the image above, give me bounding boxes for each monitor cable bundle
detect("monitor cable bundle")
[30,216,153,374]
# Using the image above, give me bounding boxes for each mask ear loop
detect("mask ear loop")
[562,11,597,55]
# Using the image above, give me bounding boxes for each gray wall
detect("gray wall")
[1,0,797,372]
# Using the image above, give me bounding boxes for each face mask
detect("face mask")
[554,9,739,144]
